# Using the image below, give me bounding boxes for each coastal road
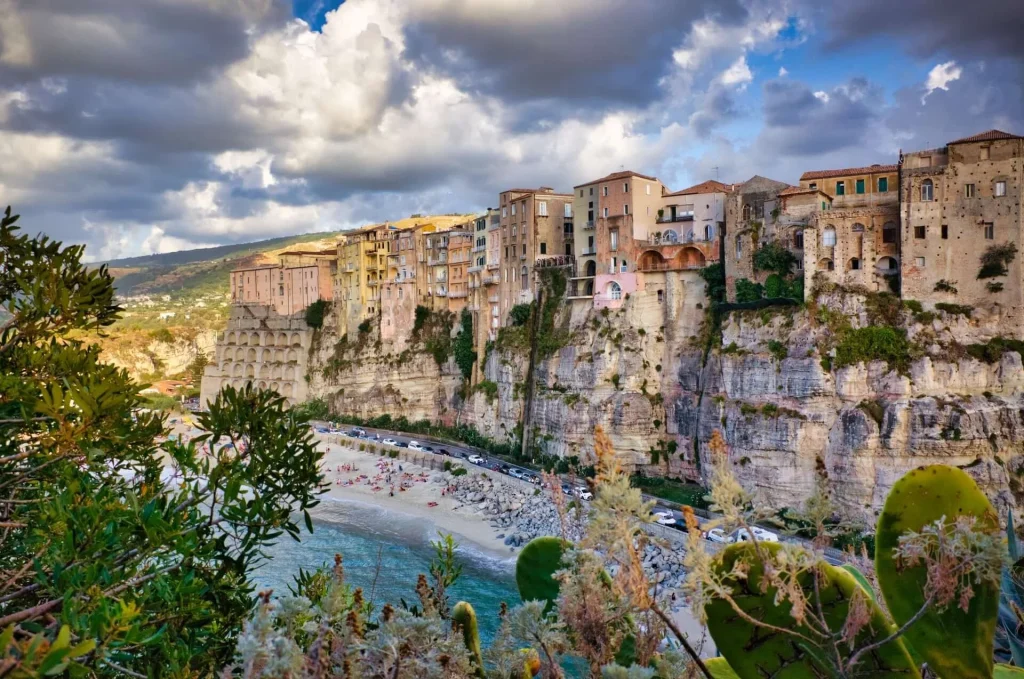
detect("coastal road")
[311,421,848,565]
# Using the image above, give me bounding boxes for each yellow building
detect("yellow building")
[335,223,395,337]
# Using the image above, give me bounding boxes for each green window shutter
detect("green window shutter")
[856,179,865,194]
[879,177,888,192]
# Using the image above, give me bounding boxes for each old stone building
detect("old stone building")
[797,164,900,294]
[900,130,1024,334]
[723,175,790,301]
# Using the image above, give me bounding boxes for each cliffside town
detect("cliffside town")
[201,129,1024,523]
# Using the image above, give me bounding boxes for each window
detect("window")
[921,179,934,201]
[564,203,572,217]
[538,201,547,216]
[512,225,517,237]
[849,258,861,271]
[965,184,976,198]
[914,226,926,239]
[502,207,507,218]
[608,282,622,300]
[610,230,618,251]
[794,230,804,249]
[623,204,629,215]
[602,186,608,197]
[735,235,743,259]
[579,189,583,197]
[981,146,990,160]
[852,223,865,232]
[511,203,516,216]
[822,227,836,247]
[646,184,651,195]
[996,181,1007,197]
[984,222,994,240]
[941,225,948,239]
[915,257,925,267]
[603,207,609,218]
[878,177,888,192]
[856,179,865,194]
[623,182,629,193]
[657,289,664,303]
[883,222,897,243]
[589,187,593,196]
[521,266,528,290]
[540,243,547,255]
[809,182,817,189]
[836,181,845,196]
[521,244,526,256]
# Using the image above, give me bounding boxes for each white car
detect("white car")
[575,486,593,501]
[382,438,398,446]
[408,441,424,451]
[652,511,677,526]
[467,454,485,465]
[736,527,779,543]
[704,528,730,543]
[508,468,525,479]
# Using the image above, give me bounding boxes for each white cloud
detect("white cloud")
[720,56,753,88]
[813,91,830,103]
[778,66,788,77]
[922,60,962,102]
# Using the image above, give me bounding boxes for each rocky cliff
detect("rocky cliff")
[310,278,1024,526]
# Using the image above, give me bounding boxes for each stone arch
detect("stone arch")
[287,349,298,363]
[584,259,596,277]
[285,365,296,380]
[291,333,302,347]
[282,383,294,397]
[277,332,289,346]
[264,333,275,347]
[846,257,861,271]
[258,380,268,389]
[876,256,898,272]
[639,250,667,271]
[245,364,255,378]
[253,332,263,346]
[232,379,244,389]
[275,349,286,362]
[233,363,244,377]
[272,364,283,379]
[259,364,271,379]
[226,332,237,345]
[675,247,706,269]
[271,381,280,392]
[246,347,257,362]
[238,333,248,345]
[661,229,679,244]
[264,348,276,362]
[818,258,834,271]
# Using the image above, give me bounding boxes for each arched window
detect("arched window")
[521,266,529,290]
[823,227,837,247]
[818,258,834,272]
[847,258,861,271]
[585,259,596,277]
[662,229,679,244]
[742,204,751,221]
[793,230,804,249]
[852,223,865,233]
[608,281,622,300]
[704,224,713,241]
[921,179,934,201]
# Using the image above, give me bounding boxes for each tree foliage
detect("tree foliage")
[454,309,477,380]
[509,303,533,327]
[752,241,797,276]
[304,299,329,329]
[978,243,1018,280]
[0,207,326,676]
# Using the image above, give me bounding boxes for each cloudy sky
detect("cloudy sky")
[0,0,1021,261]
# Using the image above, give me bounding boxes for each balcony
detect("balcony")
[466,304,480,312]
[472,245,486,253]
[580,246,596,256]
[449,290,468,299]
[435,289,448,297]
[657,214,694,224]
[582,221,595,230]
[427,256,447,266]
[484,274,500,285]
[468,264,484,273]
[488,294,500,303]
[345,263,355,272]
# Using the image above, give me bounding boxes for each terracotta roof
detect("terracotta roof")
[948,129,1023,145]
[799,164,898,181]
[664,179,731,197]
[573,170,658,188]
[778,186,821,197]
[279,249,336,257]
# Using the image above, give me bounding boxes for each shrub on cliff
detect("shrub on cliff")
[453,309,476,380]
[304,298,329,328]
[509,302,532,327]
[834,325,911,372]
[0,207,326,676]
[753,241,797,276]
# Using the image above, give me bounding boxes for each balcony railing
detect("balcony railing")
[582,221,595,230]
[449,290,468,299]
[484,274,500,285]
[468,264,484,273]
[637,261,707,273]
[472,245,486,253]
[488,294,500,303]
[580,247,596,256]
[487,261,499,270]
[642,233,714,247]
[657,214,694,224]
[435,289,448,297]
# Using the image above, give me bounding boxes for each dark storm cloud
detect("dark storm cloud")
[403,0,746,107]
[689,87,741,136]
[0,0,290,86]
[759,77,881,155]
[819,0,1024,62]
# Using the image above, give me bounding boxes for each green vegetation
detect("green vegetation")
[508,302,532,327]
[304,298,329,328]
[515,536,567,607]
[767,340,788,361]
[753,241,797,276]
[413,304,431,335]
[148,327,176,343]
[734,278,763,303]
[934,279,959,294]
[699,261,726,305]
[450,466,468,477]
[0,207,326,676]
[292,396,330,420]
[935,302,973,317]
[453,309,477,380]
[965,337,1024,363]
[473,379,499,404]
[978,243,1018,279]
[630,474,709,509]
[834,326,912,372]
[357,318,372,335]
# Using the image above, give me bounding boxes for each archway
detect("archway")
[291,333,302,347]
[818,258,834,271]
[235,347,246,361]
[226,332,236,345]
[245,364,255,378]
[606,281,622,300]
[258,380,267,389]
[264,334,275,347]
[246,348,257,362]
[272,365,283,379]
[286,349,298,363]
[662,229,679,244]
[233,363,244,378]
[676,247,706,269]
[847,258,861,271]
[271,381,280,392]
[238,333,248,346]
[250,333,261,346]
[584,259,596,277]
[639,250,667,272]
[876,256,898,272]
[277,332,288,346]
[282,383,294,397]
[285,366,296,380]
[259,364,271,379]
[275,349,286,362]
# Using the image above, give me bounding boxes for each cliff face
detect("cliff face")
[309,280,1024,525]
[101,329,217,380]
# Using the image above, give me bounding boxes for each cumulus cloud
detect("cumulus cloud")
[923,60,962,102]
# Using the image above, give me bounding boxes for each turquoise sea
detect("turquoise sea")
[255,498,519,646]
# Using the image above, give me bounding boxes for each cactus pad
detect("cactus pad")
[452,601,485,679]
[515,537,568,605]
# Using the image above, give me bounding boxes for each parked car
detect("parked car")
[438,448,451,456]
[651,511,677,526]
[704,528,730,543]
[396,442,408,448]
[508,468,525,479]
[560,483,572,496]
[575,486,593,501]
[352,428,366,437]
[422,446,434,453]
[499,464,511,474]
[314,426,329,434]
[733,527,779,543]
[408,441,424,451]
[467,454,485,465]
[526,474,541,485]
[382,438,398,446]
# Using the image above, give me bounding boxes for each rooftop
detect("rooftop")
[574,170,658,188]
[800,164,898,181]
[278,249,337,257]
[948,129,1023,145]
[664,179,732,197]
[778,186,823,197]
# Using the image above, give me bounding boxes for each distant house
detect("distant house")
[158,312,176,321]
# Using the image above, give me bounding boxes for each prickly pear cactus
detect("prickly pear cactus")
[996,665,1024,678]
[452,601,485,679]
[875,465,1001,679]
[704,657,740,678]
[519,648,541,678]
[515,537,567,605]
[704,542,919,678]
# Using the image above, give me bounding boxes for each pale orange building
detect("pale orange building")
[230,249,335,317]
